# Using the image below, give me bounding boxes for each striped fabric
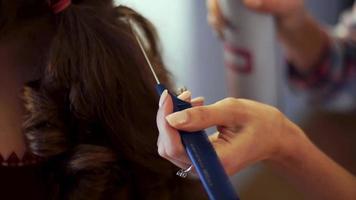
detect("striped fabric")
[289,5,356,112]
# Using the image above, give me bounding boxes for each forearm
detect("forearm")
[269,122,356,200]
[277,11,329,72]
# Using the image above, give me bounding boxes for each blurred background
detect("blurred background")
[119,0,355,199]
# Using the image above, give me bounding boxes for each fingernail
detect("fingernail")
[178,91,192,101]
[192,97,205,102]
[166,111,189,126]
[159,90,168,107]
[244,0,262,7]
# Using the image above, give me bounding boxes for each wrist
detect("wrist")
[277,10,329,71]
[272,117,310,167]
[277,8,309,34]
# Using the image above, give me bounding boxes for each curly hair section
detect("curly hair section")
[3,0,208,199]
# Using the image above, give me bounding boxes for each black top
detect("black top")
[0,153,46,200]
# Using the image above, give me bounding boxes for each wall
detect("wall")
[119,0,227,105]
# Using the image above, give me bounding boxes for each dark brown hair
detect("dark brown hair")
[0,0,206,199]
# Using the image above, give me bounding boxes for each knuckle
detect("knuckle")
[191,107,209,122]
[263,102,282,117]
[221,97,238,106]
[222,98,250,123]
[270,106,284,122]
[270,106,282,116]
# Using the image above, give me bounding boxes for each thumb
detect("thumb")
[157,90,182,148]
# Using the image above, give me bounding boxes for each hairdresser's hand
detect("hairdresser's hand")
[157,94,356,199]
[207,0,306,40]
[156,90,205,169]
[207,0,326,72]
[157,95,305,174]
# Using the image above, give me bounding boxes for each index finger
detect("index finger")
[165,98,250,132]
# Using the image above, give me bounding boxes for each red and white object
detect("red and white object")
[219,0,283,106]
